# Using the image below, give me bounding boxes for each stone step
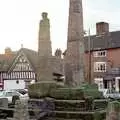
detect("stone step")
[53,111,94,119]
[46,117,83,120]
[54,99,108,110]
[51,110,106,119]
[54,99,90,112]
[55,106,86,111]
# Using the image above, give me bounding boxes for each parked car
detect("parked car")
[0,90,29,104]
[11,89,28,95]
[103,89,120,99]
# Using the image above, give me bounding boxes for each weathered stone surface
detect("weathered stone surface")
[13,100,29,120]
[50,87,84,100]
[37,12,64,82]
[37,57,53,81]
[106,101,120,120]
[38,12,52,57]
[37,12,53,82]
[28,98,55,120]
[28,81,58,98]
[37,55,64,82]
[0,98,8,108]
[80,83,103,99]
[65,0,85,86]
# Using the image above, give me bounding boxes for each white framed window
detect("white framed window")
[94,78,104,91]
[94,50,107,57]
[94,62,106,72]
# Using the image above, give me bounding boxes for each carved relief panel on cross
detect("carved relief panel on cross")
[71,0,82,13]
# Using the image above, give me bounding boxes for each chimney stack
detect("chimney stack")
[96,22,109,35]
[5,47,12,55]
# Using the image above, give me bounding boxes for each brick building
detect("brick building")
[85,22,120,91]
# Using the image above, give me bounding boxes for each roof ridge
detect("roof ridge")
[21,48,37,53]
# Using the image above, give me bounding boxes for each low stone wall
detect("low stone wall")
[0,98,8,108]
[106,101,120,120]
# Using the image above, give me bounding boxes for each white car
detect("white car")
[103,89,120,99]
[0,90,29,104]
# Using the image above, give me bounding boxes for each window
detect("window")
[94,62,106,72]
[12,92,20,96]
[94,50,107,57]
[94,78,103,91]
[13,62,32,71]
[19,57,26,63]
[5,92,13,97]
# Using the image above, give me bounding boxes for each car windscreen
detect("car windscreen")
[16,89,27,95]
[5,92,13,97]
[0,91,4,96]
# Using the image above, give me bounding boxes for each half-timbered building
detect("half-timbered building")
[0,47,64,90]
[0,48,37,90]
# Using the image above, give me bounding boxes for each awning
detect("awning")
[103,75,114,81]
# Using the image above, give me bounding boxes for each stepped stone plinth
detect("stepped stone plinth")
[106,101,120,120]
[13,100,29,120]
[28,83,106,120]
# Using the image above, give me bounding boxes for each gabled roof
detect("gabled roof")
[0,48,38,72]
[8,48,38,72]
[19,48,38,71]
[0,54,16,71]
[0,48,64,75]
[84,31,120,51]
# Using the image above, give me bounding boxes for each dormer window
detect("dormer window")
[94,50,107,57]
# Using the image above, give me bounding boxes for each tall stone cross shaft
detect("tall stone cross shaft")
[38,12,52,57]
[37,12,53,81]
[65,0,85,86]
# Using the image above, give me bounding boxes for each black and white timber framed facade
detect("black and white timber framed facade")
[0,48,37,90]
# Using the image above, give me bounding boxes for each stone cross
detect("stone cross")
[65,0,85,86]
[38,12,52,57]
[37,12,53,81]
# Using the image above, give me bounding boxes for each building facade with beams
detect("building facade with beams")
[0,47,64,90]
[0,48,37,90]
[84,22,120,92]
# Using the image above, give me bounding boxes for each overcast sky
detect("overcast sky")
[0,0,120,54]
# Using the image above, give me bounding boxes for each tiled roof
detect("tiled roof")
[0,48,64,75]
[84,31,120,51]
[104,67,120,80]
[0,54,16,71]
[0,48,38,72]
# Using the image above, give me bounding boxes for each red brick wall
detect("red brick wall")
[85,48,120,83]
[107,48,120,68]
